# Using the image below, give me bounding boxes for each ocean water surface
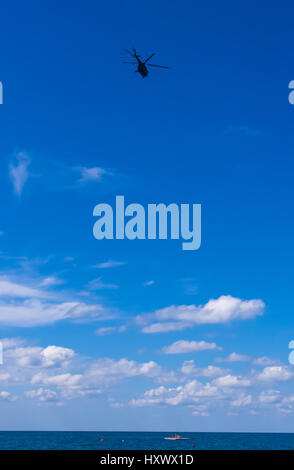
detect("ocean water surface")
[0,431,293,450]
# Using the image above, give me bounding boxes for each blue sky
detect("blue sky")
[0,0,294,432]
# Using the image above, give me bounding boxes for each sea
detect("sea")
[0,431,293,450]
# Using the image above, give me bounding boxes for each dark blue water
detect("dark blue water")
[0,431,293,450]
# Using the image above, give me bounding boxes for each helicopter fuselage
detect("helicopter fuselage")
[137,61,148,78]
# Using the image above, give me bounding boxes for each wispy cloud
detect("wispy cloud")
[75,166,108,183]
[215,352,250,363]
[231,393,252,407]
[181,278,198,295]
[258,390,281,404]
[162,340,221,355]
[95,325,126,336]
[94,260,125,269]
[0,391,16,402]
[141,322,190,334]
[253,356,282,366]
[0,299,111,327]
[143,280,155,287]
[9,152,31,196]
[87,277,119,290]
[40,276,65,287]
[64,256,74,262]
[0,275,114,327]
[0,276,45,299]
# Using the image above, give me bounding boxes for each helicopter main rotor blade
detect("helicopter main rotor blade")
[125,49,135,57]
[144,52,156,63]
[148,64,169,69]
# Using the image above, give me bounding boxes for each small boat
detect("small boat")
[164,434,191,441]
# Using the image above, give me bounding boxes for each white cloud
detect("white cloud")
[142,322,190,334]
[138,295,264,333]
[212,374,251,388]
[143,280,155,287]
[25,387,61,404]
[215,352,250,363]
[130,381,201,407]
[41,346,75,367]
[64,256,74,262]
[76,166,107,183]
[0,274,115,327]
[257,366,293,382]
[108,401,125,408]
[258,390,281,404]
[94,260,125,269]
[0,391,16,401]
[130,380,220,408]
[0,373,11,382]
[231,393,252,407]
[0,277,44,298]
[277,396,294,414]
[253,357,281,366]
[9,152,31,196]
[0,299,110,327]
[276,406,293,415]
[0,337,290,418]
[95,325,126,336]
[162,340,221,355]
[29,357,163,400]
[31,372,83,388]
[0,337,26,349]
[191,405,210,416]
[85,358,161,383]
[180,360,228,378]
[6,345,75,368]
[87,277,119,291]
[40,276,64,287]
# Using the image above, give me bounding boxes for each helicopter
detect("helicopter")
[123,48,169,78]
